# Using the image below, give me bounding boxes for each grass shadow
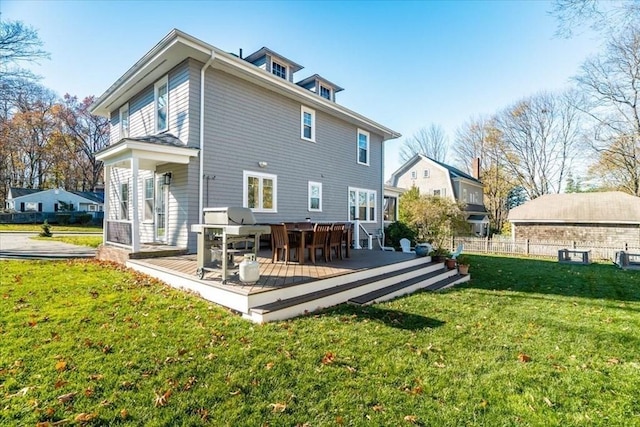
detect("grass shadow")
[460,254,640,302]
[318,304,446,331]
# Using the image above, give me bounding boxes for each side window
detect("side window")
[357,129,369,165]
[308,181,322,212]
[154,76,169,133]
[120,182,129,220]
[119,104,129,138]
[244,171,277,213]
[301,106,316,142]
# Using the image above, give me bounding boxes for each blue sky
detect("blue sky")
[3,0,596,178]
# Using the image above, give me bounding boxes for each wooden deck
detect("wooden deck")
[128,249,417,296]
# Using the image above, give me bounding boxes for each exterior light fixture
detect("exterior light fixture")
[163,172,172,186]
[258,161,268,168]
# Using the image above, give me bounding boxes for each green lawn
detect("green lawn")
[0,224,102,233]
[1,256,639,426]
[31,235,103,248]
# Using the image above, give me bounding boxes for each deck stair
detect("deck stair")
[248,258,469,323]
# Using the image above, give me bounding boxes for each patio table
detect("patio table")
[286,227,314,265]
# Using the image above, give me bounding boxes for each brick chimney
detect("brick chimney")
[472,158,481,180]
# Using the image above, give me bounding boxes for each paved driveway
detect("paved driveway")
[0,233,97,260]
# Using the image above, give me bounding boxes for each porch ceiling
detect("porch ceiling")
[96,139,199,170]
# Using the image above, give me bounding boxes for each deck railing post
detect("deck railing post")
[526,239,530,255]
[353,219,361,249]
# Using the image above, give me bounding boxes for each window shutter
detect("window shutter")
[54,203,58,212]
[20,202,24,212]
[38,203,43,212]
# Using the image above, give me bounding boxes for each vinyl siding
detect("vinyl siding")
[201,68,384,235]
[395,159,452,199]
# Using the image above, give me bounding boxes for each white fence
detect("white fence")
[452,235,640,261]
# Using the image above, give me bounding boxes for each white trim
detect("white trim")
[243,170,277,213]
[119,103,129,138]
[308,181,322,212]
[300,105,316,142]
[357,128,370,166]
[154,76,169,133]
[95,140,198,165]
[348,186,377,223]
[319,84,332,101]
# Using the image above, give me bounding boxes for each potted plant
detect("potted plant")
[430,247,450,263]
[456,254,470,275]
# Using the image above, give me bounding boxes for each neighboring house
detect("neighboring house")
[508,192,640,246]
[383,185,404,225]
[6,187,104,213]
[90,29,400,254]
[387,155,489,235]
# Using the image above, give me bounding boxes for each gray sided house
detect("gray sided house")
[508,192,640,247]
[91,29,400,254]
[387,155,489,235]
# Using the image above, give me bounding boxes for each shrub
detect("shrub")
[76,213,92,225]
[39,219,52,237]
[385,221,417,248]
[55,213,71,225]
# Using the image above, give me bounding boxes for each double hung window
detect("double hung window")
[155,77,168,132]
[348,187,376,222]
[244,171,277,212]
[308,181,322,212]
[357,129,369,165]
[301,106,315,141]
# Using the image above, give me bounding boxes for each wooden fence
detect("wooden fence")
[452,235,640,261]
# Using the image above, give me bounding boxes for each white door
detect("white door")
[155,177,168,243]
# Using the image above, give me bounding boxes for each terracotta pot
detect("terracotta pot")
[445,258,457,270]
[458,264,470,275]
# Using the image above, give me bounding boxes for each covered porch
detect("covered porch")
[96,135,199,253]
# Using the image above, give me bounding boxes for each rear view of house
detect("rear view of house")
[90,29,400,256]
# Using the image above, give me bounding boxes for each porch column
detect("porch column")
[131,157,140,253]
[103,165,111,244]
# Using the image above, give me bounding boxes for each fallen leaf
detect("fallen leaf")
[119,409,129,419]
[608,358,620,365]
[55,361,67,372]
[335,415,344,424]
[154,389,172,407]
[321,352,336,365]
[7,387,31,398]
[479,399,488,408]
[230,389,241,395]
[345,365,357,373]
[84,388,94,397]
[74,412,97,422]
[518,353,532,363]
[434,362,446,368]
[543,397,554,407]
[265,362,275,370]
[372,404,384,412]
[269,402,287,413]
[404,415,418,424]
[57,392,76,404]
[54,379,68,389]
[88,374,104,381]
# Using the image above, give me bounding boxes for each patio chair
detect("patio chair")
[327,223,345,261]
[270,224,298,263]
[451,243,464,259]
[306,223,331,264]
[399,238,414,254]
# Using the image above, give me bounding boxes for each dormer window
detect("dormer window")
[272,60,287,79]
[320,85,331,100]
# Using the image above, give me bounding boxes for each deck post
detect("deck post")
[353,219,361,250]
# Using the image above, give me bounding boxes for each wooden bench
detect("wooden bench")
[558,249,591,265]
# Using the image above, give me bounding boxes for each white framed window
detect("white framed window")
[433,189,441,196]
[88,204,97,212]
[308,181,322,212]
[143,177,154,221]
[154,76,168,133]
[119,103,129,138]
[411,171,417,179]
[243,170,277,213]
[348,187,376,223]
[357,129,369,165]
[120,182,129,220]
[320,85,331,100]
[25,202,38,212]
[301,106,315,142]
[272,60,287,79]
[423,169,430,178]
[383,195,397,222]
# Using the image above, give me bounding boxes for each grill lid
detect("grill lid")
[203,207,257,225]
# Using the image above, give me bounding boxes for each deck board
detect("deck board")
[129,249,417,296]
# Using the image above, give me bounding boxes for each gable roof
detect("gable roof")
[9,187,42,198]
[508,192,640,224]
[90,29,400,141]
[387,154,482,186]
[71,191,104,204]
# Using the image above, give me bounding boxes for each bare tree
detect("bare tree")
[551,0,640,38]
[399,124,448,162]
[576,27,640,195]
[494,91,583,199]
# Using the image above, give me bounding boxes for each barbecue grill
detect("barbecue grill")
[191,207,270,282]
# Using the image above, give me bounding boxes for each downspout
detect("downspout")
[199,52,216,222]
